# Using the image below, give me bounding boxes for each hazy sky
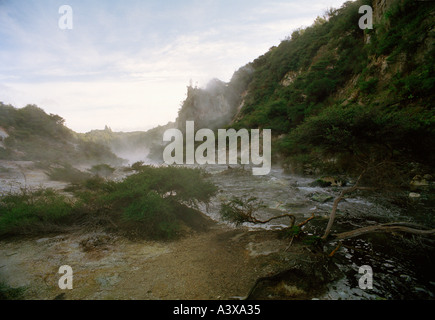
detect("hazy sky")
[0,0,347,133]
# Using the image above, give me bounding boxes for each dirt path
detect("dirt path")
[0,223,302,300]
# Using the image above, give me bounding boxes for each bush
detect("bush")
[281,103,435,176]
[46,164,92,184]
[0,188,74,237]
[88,164,115,178]
[219,196,265,226]
[0,282,26,300]
[75,166,218,239]
[359,78,378,94]
[0,166,218,240]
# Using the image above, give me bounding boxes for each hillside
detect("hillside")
[0,103,122,165]
[1,0,433,180]
[176,0,435,181]
[81,122,175,164]
[1,0,435,301]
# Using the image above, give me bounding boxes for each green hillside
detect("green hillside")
[0,102,121,165]
[176,0,434,181]
[235,0,434,176]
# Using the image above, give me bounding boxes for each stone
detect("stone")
[313,176,346,187]
[410,175,429,188]
[423,174,433,181]
[409,192,421,199]
[311,194,334,203]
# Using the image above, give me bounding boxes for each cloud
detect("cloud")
[0,0,349,132]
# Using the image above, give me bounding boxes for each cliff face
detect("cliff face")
[372,0,394,23]
[176,0,407,132]
[173,0,435,172]
[175,65,254,131]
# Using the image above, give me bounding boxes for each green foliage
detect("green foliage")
[0,166,218,240]
[226,0,434,178]
[46,164,92,184]
[232,0,368,133]
[0,102,121,165]
[369,0,433,57]
[302,235,322,246]
[88,163,115,178]
[0,282,26,300]
[0,188,74,237]
[358,78,378,94]
[76,166,218,239]
[219,196,265,226]
[126,161,147,172]
[280,225,301,238]
[281,103,435,174]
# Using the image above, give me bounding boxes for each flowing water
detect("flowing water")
[198,164,435,300]
[1,160,434,299]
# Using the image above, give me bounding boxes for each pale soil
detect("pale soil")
[0,224,305,300]
[0,160,68,194]
[0,160,310,300]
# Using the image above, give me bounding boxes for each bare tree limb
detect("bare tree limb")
[321,170,368,240]
[328,242,342,257]
[251,214,296,228]
[333,223,435,240]
[298,212,315,227]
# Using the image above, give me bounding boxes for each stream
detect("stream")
[1,160,434,299]
[199,164,435,300]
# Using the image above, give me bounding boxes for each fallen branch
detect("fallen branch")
[333,222,435,240]
[251,214,296,228]
[298,212,315,227]
[328,242,342,257]
[285,235,295,251]
[321,170,376,240]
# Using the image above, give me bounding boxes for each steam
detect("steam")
[176,65,255,132]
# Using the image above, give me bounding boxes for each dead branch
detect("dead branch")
[298,212,315,227]
[321,170,368,240]
[328,242,342,257]
[285,235,295,251]
[333,222,435,240]
[251,213,296,228]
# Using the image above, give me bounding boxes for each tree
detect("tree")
[282,102,435,242]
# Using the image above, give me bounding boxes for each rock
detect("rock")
[311,194,334,203]
[409,192,421,199]
[423,174,433,181]
[79,234,113,252]
[410,175,429,189]
[311,176,346,187]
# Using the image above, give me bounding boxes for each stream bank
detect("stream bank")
[0,161,434,299]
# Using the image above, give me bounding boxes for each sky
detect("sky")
[0,0,348,133]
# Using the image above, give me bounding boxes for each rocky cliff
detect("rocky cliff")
[175,65,254,131]
[174,0,435,175]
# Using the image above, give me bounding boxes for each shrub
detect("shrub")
[88,164,115,178]
[75,166,218,239]
[219,196,265,226]
[0,188,74,237]
[46,164,92,184]
[0,282,26,300]
[0,166,218,240]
